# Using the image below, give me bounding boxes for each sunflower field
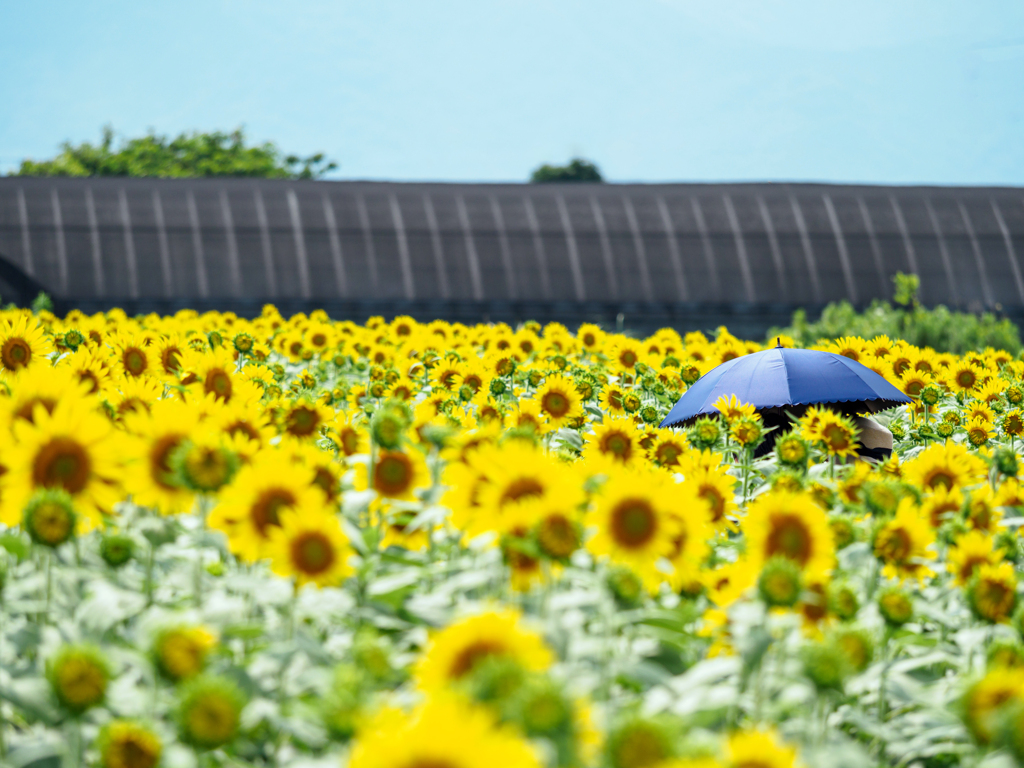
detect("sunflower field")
[3,308,1024,768]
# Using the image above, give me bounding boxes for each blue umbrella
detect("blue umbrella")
[659,346,911,429]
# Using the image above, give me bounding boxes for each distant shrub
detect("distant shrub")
[530,158,603,183]
[773,273,1021,354]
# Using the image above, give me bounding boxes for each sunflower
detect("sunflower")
[534,374,584,430]
[608,338,645,372]
[62,346,114,394]
[726,729,798,768]
[903,442,987,492]
[0,364,92,430]
[966,401,996,424]
[920,486,964,528]
[153,625,216,681]
[966,486,1003,532]
[730,416,763,449]
[599,385,629,418]
[181,347,238,403]
[948,530,1003,586]
[798,405,828,442]
[584,417,645,466]
[266,507,353,588]
[153,333,186,378]
[354,448,429,502]
[109,332,156,379]
[456,360,486,396]
[648,431,689,469]
[965,417,993,448]
[470,443,580,537]
[712,394,756,422]
[703,558,758,607]
[278,397,333,440]
[121,399,201,514]
[813,411,860,458]
[962,668,1024,744]
[743,491,834,577]
[867,334,894,358]
[327,411,369,458]
[585,469,682,589]
[107,375,163,419]
[210,398,275,460]
[577,323,606,352]
[1,395,124,530]
[977,379,1004,405]
[414,610,553,692]
[1003,409,1024,438]
[377,507,432,551]
[96,720,162,768]
[950,361,983,393]
[663,484,713,591]
[208,450,323,561]
[970,562,1018,624]
[872,498,936,581]
[0,312,53,372]
[678,453,738,530]
[348,694,541,768]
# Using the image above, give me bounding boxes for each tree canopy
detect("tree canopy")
[12,126,338,179]
[530,158,603,183]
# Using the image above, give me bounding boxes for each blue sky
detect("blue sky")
[2,1,1023,184]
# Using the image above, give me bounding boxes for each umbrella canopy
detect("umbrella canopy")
[659,346,911,429]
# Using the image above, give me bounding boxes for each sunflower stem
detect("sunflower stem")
[66,717,82,768]
[145,543,156,607]
[193,496,209,609]
[0,587,5,759]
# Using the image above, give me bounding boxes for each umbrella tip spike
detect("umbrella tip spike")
[776,337,781,348]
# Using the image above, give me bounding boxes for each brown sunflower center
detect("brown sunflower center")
[875,526,912,563]
[339,427,360,456]
[610,499,658,548]
[29,501,74,546]
[113,734,160,768]
[250,489,295,536]
[14,396,58,423]
[600,430,633,460]
[204,369,233,401]
[655,442,683,466]
[161,347,181,374]
[1,337,32,370]
[374,453,415,496]
[957,370,977,388]
[541,390,570,417]
[150,434,186,489]
[822,424,852,451]
[290,531,336,575]
[924,468,956,491]
[33,438,91,494]
[448,640,506,679]
[537,514,579,558]
[698,484,726,522]
[313,467,338,501]
[123,347,148,376]
[286,406,320,436]
[765,514,813,565]
[226,421,260,442]
[500,477,544,506]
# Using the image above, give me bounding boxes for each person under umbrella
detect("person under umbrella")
[660,341,908,461]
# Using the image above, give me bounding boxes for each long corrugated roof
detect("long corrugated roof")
[1,178,1023,322]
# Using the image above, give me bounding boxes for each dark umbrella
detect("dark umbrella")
[659,346,911,430]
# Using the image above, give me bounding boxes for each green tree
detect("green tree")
[13,126,337,179]
[530,158,603,183]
